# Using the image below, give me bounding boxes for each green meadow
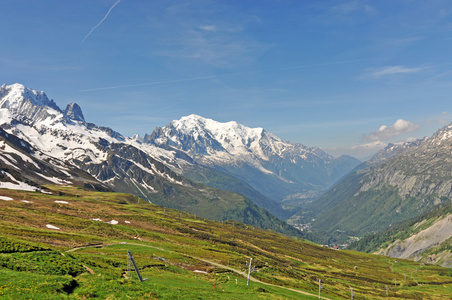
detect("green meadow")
[0,186,451,299]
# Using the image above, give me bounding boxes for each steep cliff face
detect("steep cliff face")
[376,214,452,267]
[358,126,452,201]
[64,103,85,122]
[348,201,452,268]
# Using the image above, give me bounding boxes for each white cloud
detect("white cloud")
[348,140,387,150]
[365,65,423,78]
[363,119,420,141]
[332,1,376,15]
[325,141,387,160]
[439,111,449,125]
[326,136,424,160]
[156,31,267,67]
[198,25,217,32]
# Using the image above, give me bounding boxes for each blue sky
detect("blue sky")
[1,0,452,159]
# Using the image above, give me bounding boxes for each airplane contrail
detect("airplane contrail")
[281,59,367,70]
[82,0,122,43]
[79,72,255,92]
[79,59,367,92]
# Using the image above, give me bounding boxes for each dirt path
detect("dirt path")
[69,242,332,300]
[193,256,331,299]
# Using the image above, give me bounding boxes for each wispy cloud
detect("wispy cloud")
[0,55,81,72]
[325,140,387,159]
[327,135,424,159]
[82,0,121,42]
[425,111,450,126]
[79,59,365,92]
[331,1,377,15]
[348,140,388,150]
[283,59,368,71]
[150,2,265,68]
[363,119,420,141]
[156,31,265,67]
[364,65,423,78]
[439,111,449,125]
[198,25,217,32]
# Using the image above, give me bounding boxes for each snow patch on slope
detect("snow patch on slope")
[0,171,38,191]
[0,140,39,168]
[13,123,110,164]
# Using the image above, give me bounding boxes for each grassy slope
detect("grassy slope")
[0,186,451,299]
[93,151,300,238]
[305,164,445,245]
[181,164,292,220]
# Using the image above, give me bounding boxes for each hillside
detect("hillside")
[179,163,294,219]
[1,186,452,299]
[298,124,452,245]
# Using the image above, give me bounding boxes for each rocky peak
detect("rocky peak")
[151,114,267,155]
[0,83,60,112]
[146,114,335,162]
[64,102,85,122]
[428,122,452,144]
[143,127,162,144]
[368,138,426,164]
[0,83,64,126]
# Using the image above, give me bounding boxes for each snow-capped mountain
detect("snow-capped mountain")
[145,114,360,204]
[0,83,124,164]
[146,114,330,164]
[0,83,303,236]
[0,83,187,193]
[0,126,107,192]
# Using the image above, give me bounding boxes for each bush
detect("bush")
[0,237,49,253]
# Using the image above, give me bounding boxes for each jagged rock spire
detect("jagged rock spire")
[64,102,85,122]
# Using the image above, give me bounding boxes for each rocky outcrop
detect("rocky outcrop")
[358,129,452,200]
[64,103,85,122]
[376,214,452,267]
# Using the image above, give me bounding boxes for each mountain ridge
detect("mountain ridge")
[302,122,452,246]
[0,83,304,236]
[145,114,360,206]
